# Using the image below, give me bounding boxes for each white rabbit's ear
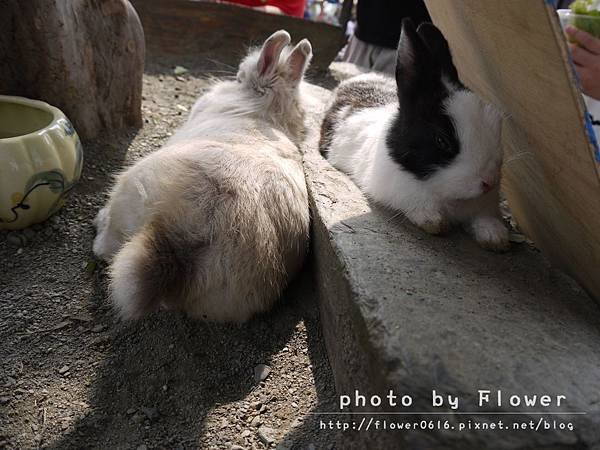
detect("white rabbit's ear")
[257,30,291,78]
[285,38,312,84]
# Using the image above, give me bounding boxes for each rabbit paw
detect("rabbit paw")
[92,208,121,261]
[472,216,509,252]
[93,207,109,232]
[409,210,449,235]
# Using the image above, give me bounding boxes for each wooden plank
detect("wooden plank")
[130,0,345,72]
[424,0,600,299]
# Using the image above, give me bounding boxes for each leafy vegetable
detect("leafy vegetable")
[570,0,600,39]
[173,65,189,76]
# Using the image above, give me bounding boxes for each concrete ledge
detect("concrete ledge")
[302,83,600,450]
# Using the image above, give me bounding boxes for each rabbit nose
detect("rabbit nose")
[481,180,494,193]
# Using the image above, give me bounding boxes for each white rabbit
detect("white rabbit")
[93,30,313,322]
[320,19,509,252]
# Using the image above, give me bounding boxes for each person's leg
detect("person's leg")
[370,47,397,76]
[342,35,376,70]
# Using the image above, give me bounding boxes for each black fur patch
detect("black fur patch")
[387,19,463,179]
[320,19,465,179]
[386,88,461,180]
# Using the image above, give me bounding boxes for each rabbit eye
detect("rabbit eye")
[436,135,451,152]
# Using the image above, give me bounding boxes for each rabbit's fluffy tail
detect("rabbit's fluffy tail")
[109,218,203,320]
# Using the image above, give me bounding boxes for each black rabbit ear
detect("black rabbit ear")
[396,18,440,102]
[416,22,460,85]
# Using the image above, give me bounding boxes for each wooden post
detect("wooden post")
[0,0,145,140]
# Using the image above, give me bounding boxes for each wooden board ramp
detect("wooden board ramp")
[425,0,600,300]
[130,0,345,72]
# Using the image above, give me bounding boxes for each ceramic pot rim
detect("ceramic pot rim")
[0,95,64,143]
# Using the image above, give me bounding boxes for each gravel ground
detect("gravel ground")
[0,61,338,450]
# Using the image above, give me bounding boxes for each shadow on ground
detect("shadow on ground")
[41,263,335,450]
[0,61,340,450]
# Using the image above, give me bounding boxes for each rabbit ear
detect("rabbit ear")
[257,30,291,78]
[417,22,460,85]
[285,38,313,84]
[396,18,440,105]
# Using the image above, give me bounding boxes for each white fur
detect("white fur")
[93,31,313,321]
[327,73,509,250]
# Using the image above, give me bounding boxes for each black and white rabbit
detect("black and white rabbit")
[320,19,509,251]
[93,30,313,322]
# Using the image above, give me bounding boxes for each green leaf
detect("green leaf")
[571,0,600,15]
[85,259,97,276]
[569,1,600,38]
[173,65,189,76]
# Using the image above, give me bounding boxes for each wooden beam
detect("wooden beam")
[130,0,346,72]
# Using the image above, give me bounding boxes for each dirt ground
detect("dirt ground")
[0,61,338,450]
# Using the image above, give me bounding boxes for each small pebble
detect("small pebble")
[6,233,24,247]
[141,406,158,420]
[257,426,277,445]
[58,365,70,375]
[250,416,262,427]
[254,364,271,383]
[137,445,148,450]
[23,228,36,241]
[91,324,105,333]
[241,430,251,438]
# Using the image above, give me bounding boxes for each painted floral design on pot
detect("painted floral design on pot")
[0,96,83,230]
